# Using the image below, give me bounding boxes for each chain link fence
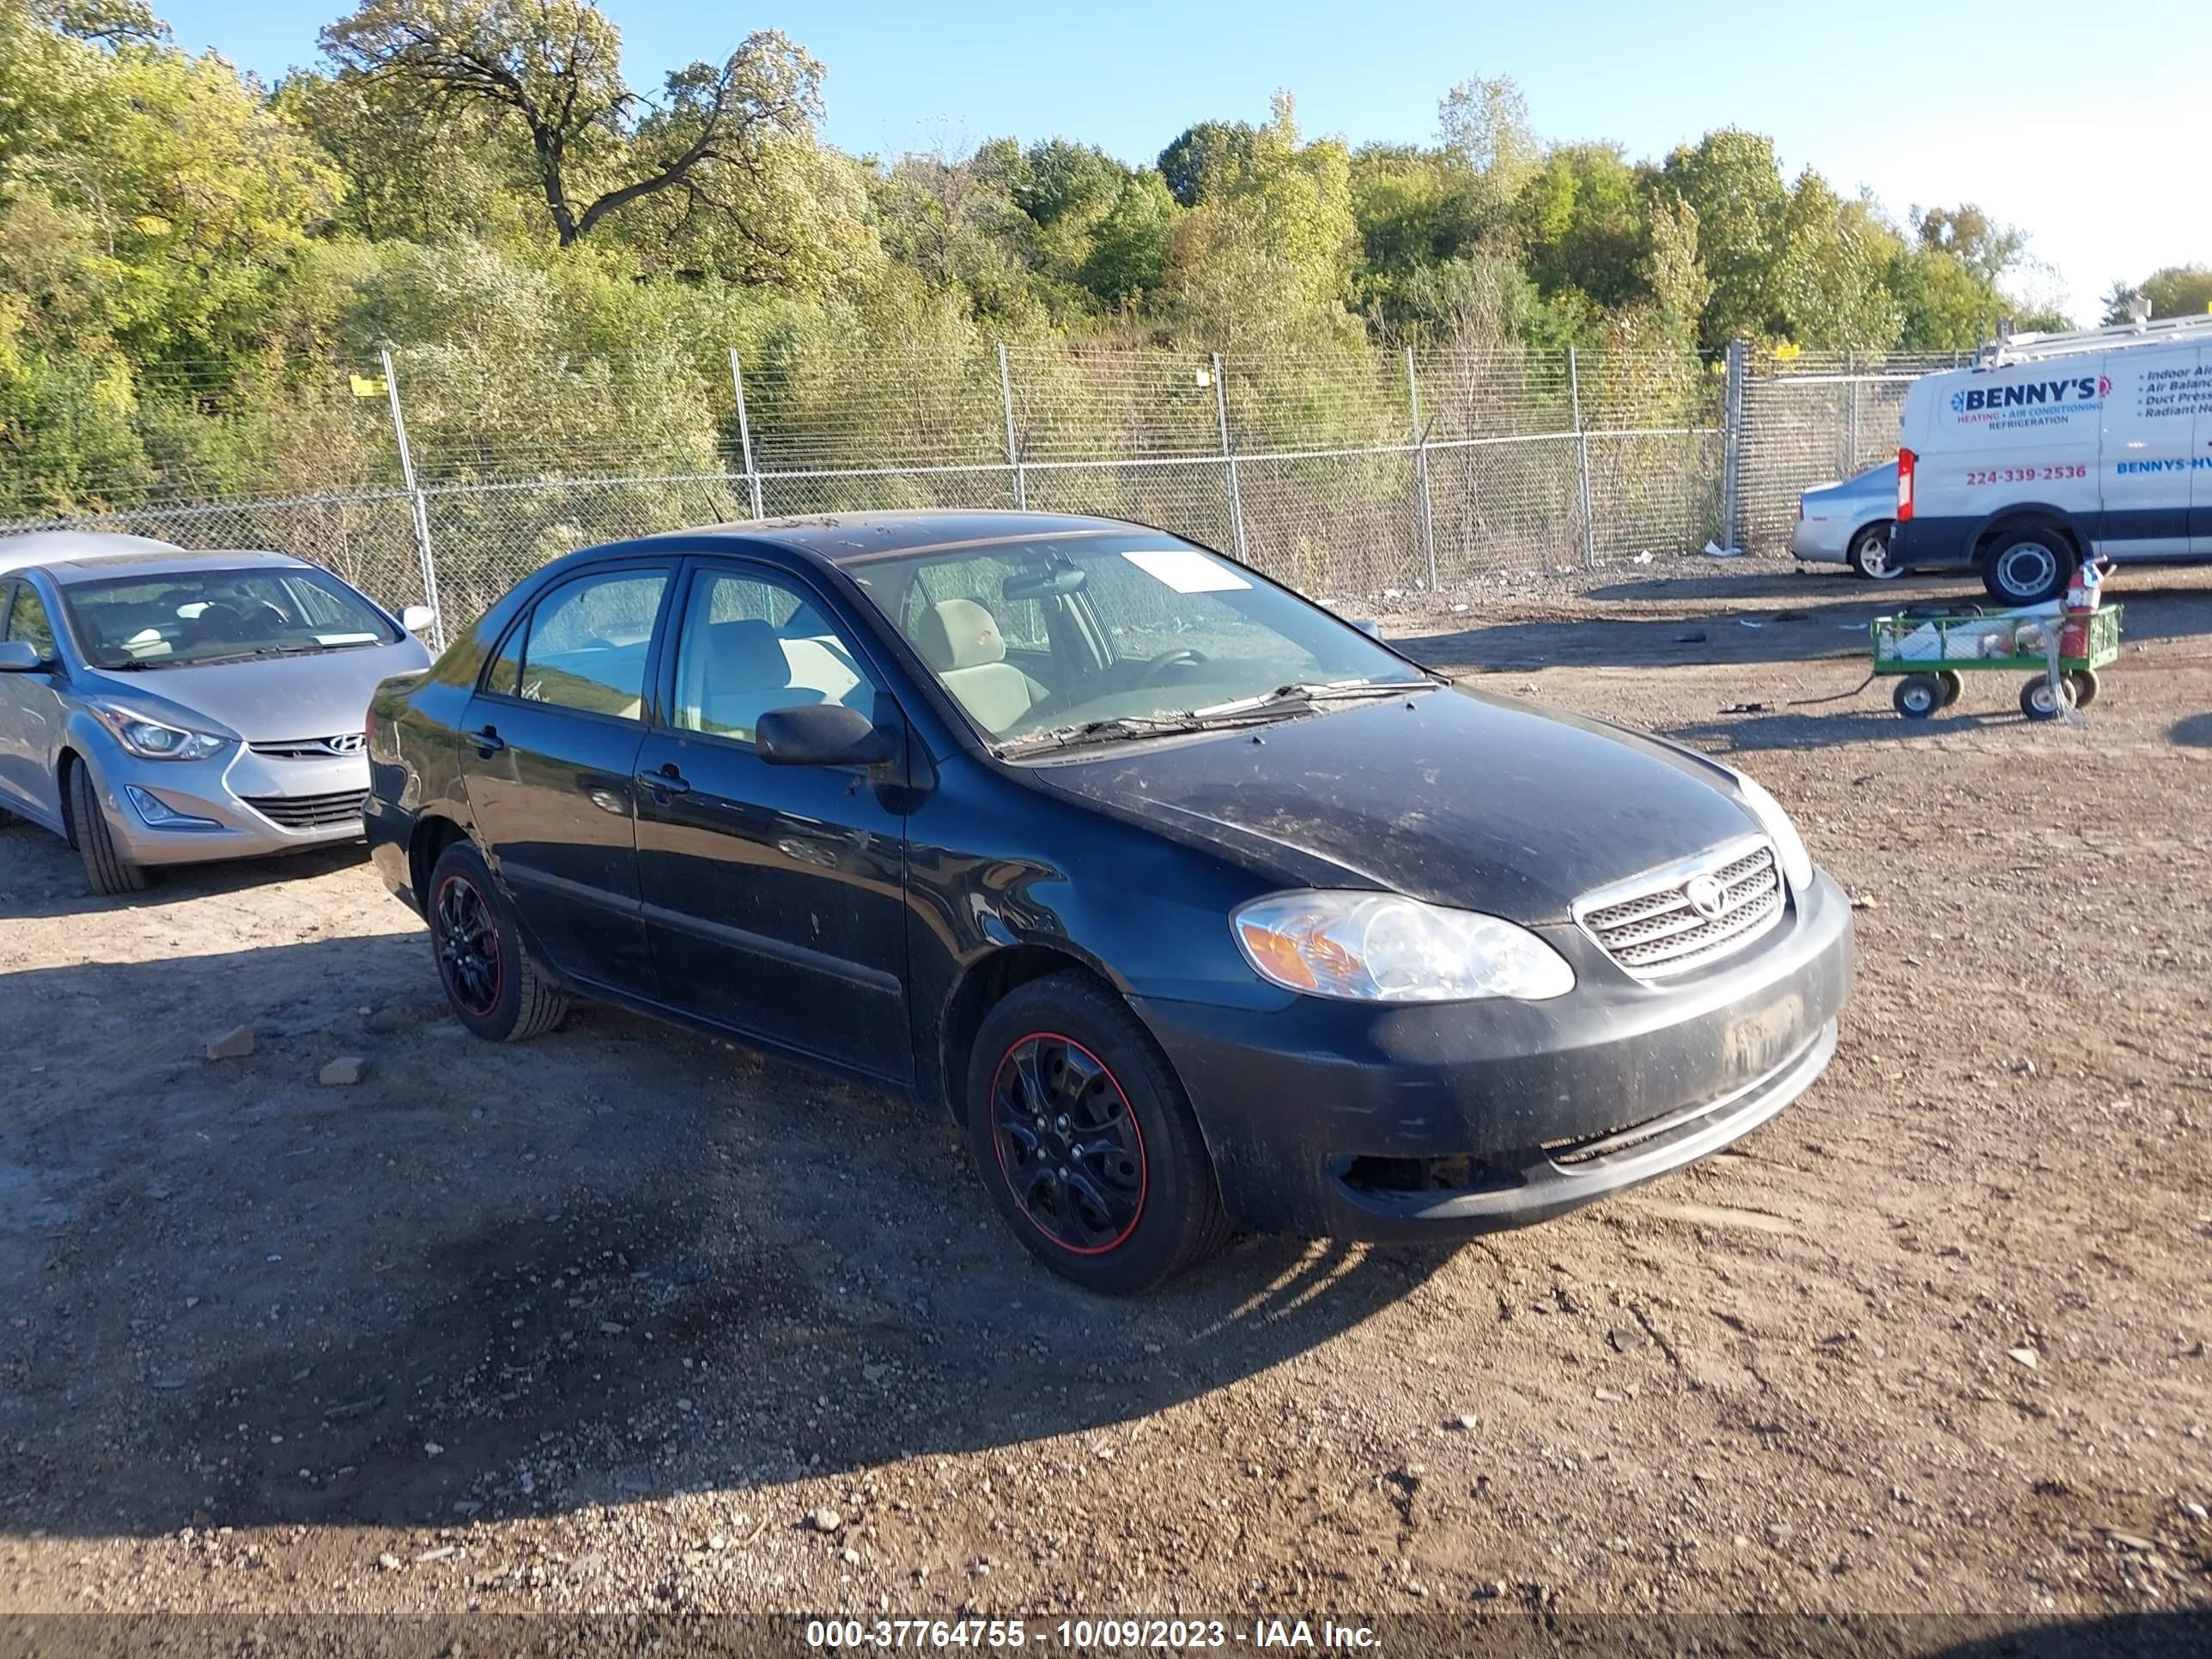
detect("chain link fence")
[1728,349,1966,556]
[1,338,1944,640]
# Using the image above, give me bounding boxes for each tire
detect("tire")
[1847,523,1900,580]
[0,804,16,828]
[66,759,148,896]
[1937,670,1965,708]
[1892,674,1943,720]
[966,970,1229,1294]
[427,839,568,1042]
[1982,527,2074,606]
[2020,675,2075,722]
[2067,668,2100,708]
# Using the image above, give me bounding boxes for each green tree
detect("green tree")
[1079,169,1176,307]
[319,0,821,252]
[1770,173,1901,349]
[1659,128,1787,347]
[1159,93,1359,349]
[1642,191,1711,348]
[1512,143,1650,312]
[2104,265,2212,322]
[1157,118,1254,209]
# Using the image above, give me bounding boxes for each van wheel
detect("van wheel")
[967,971,1229,1294]
[1982,529,2073,605]
[1848,525,1900,580]
[67,760,149,896]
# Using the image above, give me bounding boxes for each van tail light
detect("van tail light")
[1896,448,1916,522]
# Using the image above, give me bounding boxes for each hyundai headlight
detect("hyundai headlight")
[1730,769,1814,893]
[87,702,228,762]
[1233,891,1575,1003]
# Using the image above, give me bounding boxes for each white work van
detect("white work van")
[1892,313,2212,604]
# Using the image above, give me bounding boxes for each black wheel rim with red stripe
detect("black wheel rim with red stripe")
[991,1033,1146,1255]
[434,873,502,1017]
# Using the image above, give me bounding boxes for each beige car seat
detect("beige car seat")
[914,599,1048,734]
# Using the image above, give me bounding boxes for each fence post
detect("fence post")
[1212,352,1247,563]
[380,346,445,651]
[997,342,1026,510]
[1844,347,1860,475]
[1569,346,1596,571]
[1720,340,1747,555]
[728,349,765,520]
[1405,345,1438,592]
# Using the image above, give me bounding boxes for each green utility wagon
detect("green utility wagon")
[1870,606,2122,722]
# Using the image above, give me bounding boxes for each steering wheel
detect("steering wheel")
[1135,647,1210,686]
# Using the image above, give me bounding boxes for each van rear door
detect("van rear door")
[2099,342,2201,559]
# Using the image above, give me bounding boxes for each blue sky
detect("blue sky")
[161,0,2209,324]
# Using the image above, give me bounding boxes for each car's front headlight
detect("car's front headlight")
[1730,769,1815,893]
[86,702,229,762]
[1232,891,1575,1003]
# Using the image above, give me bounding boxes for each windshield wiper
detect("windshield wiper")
[994,679,1436,759]
[995,706,1298,758]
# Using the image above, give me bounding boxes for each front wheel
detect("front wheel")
[967,971,1229,1294]
[1937,670,1965,708]
[2067,668,2100,708]
[1893,674,1943,720]
[67,759,148,896]
[2020,675,2075,722]
[427,839,569,1042]
[1848,524,1900,580]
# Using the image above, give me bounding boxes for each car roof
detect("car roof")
[36,547,313,586]
[0,531,186,578]
[647,510,1166,570]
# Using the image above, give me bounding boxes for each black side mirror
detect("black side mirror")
[756,702,896,768]
[0,641,43,673]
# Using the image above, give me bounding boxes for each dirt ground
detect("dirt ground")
[2,560,2208,1642]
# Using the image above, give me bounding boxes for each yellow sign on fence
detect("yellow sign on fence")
[349,373,387,399]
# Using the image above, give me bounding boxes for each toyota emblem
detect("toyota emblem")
[1684,874,1726,920]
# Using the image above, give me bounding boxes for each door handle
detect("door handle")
[635,765,690,797]
[471,726,505,757]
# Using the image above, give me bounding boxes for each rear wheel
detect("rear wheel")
[427,839,568,1042]
[2020,675,2075,722]
[1936,670,1965,708]
[2067,668,2100,708]
[968,971,1228,1294]
[67,759,148,896]
[1982,527,2074,606]
[1847,524,1900,580]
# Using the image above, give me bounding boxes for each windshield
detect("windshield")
[60,567,400,670]
[847,532,1429,749]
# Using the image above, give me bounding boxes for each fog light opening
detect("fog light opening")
[125,786,221,830]
[1337,1153,1522,1198]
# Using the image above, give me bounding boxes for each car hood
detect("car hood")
[1022,684,1761,923]
[74,638,433,743]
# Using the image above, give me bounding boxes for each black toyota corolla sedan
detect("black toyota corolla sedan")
[366,511,1853,1291]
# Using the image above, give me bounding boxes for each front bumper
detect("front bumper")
[76,735,371,867]
[1133,869,1855,1240]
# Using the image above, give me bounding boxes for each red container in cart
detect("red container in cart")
[2059,559,2106,659]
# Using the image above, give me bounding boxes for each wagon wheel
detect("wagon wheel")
[1892,674,1943,720]
[1936,671,1965,708]
[2019,675,2075,722]
[2066,668,2100,708]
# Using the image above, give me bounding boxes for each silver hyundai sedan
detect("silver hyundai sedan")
[0,532,433,894]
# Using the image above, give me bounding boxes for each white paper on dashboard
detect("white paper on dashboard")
[1121,549,1252,593]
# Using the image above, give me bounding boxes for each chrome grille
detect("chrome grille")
[249,733,366,759]
[1577,839,1784,978]
[240,789,368,830]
